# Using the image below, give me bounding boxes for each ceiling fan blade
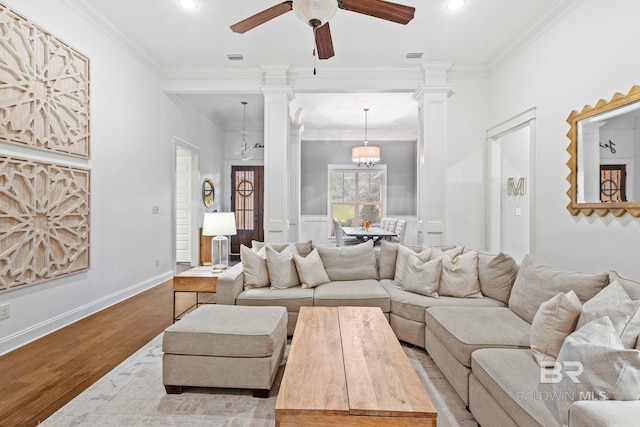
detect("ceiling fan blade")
[338,0,415,25]
[230,1,293,34]
[315,22,335,60]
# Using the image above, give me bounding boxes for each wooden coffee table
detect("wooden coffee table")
[275,306,437,426]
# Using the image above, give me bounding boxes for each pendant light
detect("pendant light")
[235,101,253,160]
[352,108,380,167]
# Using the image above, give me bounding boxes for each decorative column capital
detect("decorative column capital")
[260,64,291,86]
[421,61,454,84]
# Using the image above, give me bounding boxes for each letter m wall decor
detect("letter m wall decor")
[0,2,91,292]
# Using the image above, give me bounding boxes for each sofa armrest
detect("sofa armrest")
[216,263,244,305]
[569,400,640,427]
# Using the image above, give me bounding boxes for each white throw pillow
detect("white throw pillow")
[530,291,582,368]
[379,241,428,280]
[477,251,518,304]
[430,245,464,261]
[554,317,640,426]
[394,245,440,298]
[266,245,300,289]
[439,250,483,299]
[293,248,330,289]
[241,245,269,289]
[577,280,640,349]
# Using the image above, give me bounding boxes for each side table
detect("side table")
[172,266,221,322]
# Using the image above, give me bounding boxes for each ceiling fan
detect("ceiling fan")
[230,0,415,60]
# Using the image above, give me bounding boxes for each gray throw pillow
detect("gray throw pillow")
[508,255,608,323]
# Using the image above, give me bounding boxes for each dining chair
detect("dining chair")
[394,220,407,245]
[332,218,359,247]
[386,218,398,232]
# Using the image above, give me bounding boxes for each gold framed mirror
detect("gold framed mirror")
[203,178,214,208]
[566,85,640,217]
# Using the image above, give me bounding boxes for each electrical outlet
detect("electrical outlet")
[0,304,10,320]
[155,259,160,268]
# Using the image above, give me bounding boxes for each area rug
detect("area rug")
[42,334,477,426]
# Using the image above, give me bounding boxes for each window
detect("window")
[329,165,386,235]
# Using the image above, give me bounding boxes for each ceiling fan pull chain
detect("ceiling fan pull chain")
[312,27,317,75]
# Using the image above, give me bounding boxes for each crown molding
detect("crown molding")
[488,0,585,73]
[61,0,163,76]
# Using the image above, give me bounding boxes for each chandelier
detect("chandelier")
[352,108,380,167]
[235,101,263,160]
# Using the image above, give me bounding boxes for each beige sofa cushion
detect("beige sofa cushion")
[382,280,504,323]
[266,245,300,289]
[508,255,608,323]
[313,279,390,312]
[439,250,482,299]
[162,305,287,358]
[569,400,640,427]
[425,306,531,367]
[471,348,562,427]
[293,248,330,289]
[240,245,269,289]
[317,240,377,281]
[236,286,314,312]
[530,291,582,368]
[554,317,640,426]
[577,280,640,349]
[478,251,518,304]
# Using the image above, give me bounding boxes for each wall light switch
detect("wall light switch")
[152,206,160,214]
[0,304,9,320]
[515,207,522,216]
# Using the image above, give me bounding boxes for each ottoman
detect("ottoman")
[162,304,287,397]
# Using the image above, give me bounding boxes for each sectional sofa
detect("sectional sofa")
[216,239,640,426]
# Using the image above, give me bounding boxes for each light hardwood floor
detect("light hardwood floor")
[0,278,200,427]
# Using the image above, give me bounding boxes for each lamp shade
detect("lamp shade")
[293,0,338,27]
[352,145,381,164]
[202,212,237,236]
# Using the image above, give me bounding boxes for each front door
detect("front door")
[231,166,264,253]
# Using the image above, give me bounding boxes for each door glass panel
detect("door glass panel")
[235,170,255,230]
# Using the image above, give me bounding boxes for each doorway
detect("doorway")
[231,165,264,253]
[174,139,200,266]
[487,108,536,263]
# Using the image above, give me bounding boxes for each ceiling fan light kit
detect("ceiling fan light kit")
[293,0,338,28]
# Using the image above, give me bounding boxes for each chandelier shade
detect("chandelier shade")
[351,108,380,167]
[293,0,338,27]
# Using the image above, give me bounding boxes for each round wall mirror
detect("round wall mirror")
[203,178,214,208]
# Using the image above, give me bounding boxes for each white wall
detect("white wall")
[0,0,224,355]
[489,0,640,277]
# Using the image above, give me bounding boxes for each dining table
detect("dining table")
[341,226,397,244]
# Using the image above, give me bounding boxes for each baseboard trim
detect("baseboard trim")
[0,271,173,356]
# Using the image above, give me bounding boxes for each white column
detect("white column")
[289,114,303,242]
[413,62,454,245]
[260,67,294,243]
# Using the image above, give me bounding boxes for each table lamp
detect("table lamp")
[202,212,237,271]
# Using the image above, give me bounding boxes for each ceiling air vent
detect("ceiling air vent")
[226,53,244,61]
[406,52,423,59]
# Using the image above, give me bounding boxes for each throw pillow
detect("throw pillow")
[609,270,640,300]
[530,291,582,368]
[508,255,608,324]
[439,250,483,299]
[265,245,300,290]
[317,240,377,281]
[379,241,431,280]
[252,240,313,257]
[577,280,640,349]
[293,248,330,289]
[394,245,440,298]
[430,245,464,261]
[241,245,269,289]
[477,251,518,304]
[554,317,640,426]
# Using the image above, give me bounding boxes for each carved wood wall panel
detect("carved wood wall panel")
[0,155,90,292]
[0,3,90,158]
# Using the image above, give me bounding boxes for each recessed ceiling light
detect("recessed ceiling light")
[179,0,198,10]
[447,0,466,11]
